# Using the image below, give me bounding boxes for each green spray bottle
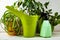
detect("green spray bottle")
[40,13,52,38]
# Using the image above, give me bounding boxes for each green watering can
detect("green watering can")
[6,6,39,37]
[40,20,52,38]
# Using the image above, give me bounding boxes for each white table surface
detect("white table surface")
[0,24,60,40]
[0,32,60,40]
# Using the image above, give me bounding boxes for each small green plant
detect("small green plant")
[49,12,60,26]
[1,10,22,35]
[1,2,22,36]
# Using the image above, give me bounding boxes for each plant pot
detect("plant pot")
[7,30,16,36]
[40,20,52,38]
[21,15,38,37]
[51,25,54,32]
[6,21,21,36]
[6,21,17,36]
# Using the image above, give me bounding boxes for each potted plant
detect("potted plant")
[39,12,60,38]
[17,0,42,34]
[1,1,22,36]
[17,0,60,34]
[37,2,60,33]
[1,10,22,36]
[49,12,60,32]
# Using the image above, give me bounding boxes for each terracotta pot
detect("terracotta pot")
[6,22,17,36]
[8,30,16,36]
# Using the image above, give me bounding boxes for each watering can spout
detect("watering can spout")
[6,6,27,19]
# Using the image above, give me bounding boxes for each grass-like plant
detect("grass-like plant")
[1,2,22,36]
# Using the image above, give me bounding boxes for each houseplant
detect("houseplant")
[1,10,22,36]
[37,2,60,33]
[1,1,22,36]
[6,6,39,37]
[49,12,60,32]
[17,0,42,34]
[17,0,60,34]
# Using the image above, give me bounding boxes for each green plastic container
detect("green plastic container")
[22,15,38,37]
[6,6,39,37]
[40,20,52,38]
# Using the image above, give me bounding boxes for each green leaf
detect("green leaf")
[44,2,49,9]
[57,15,60,19]
[46,9,52,14]
[48,9,52,12]
[41,7,44,12]
[57,19,60,24]
[55,12,58,17]
[23,2,26,7]
[13,2,17,6]
[38,2,44,12]
[39,2,43,7]
[18,2,22,7]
